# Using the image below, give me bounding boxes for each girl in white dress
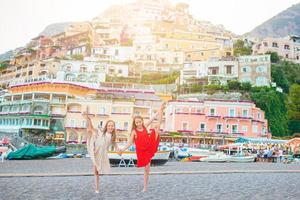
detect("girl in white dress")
[84,107,119,193]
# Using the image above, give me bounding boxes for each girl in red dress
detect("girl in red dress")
[120,103,165,192]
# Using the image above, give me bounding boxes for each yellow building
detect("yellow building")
[4,81,163,144]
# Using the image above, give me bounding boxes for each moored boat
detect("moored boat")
[227,155,256,162]
[108,151,170,166]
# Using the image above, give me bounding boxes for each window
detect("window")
[196,108,202,113]
[272,42,278,48]
[200,123,205,132]
[232,125,238,133]
[99,108,105,115]
[256,66,267,73]
[209,67,219,75]
[82,120,86,128]
[70,119,75,127]
[34,119,41,126]
[175,107,183,113]
[26,119,32,125]
[284,45,290,50]
[225,65,232,74]
[216,124,222,133]
[286,54,289,58]
[99,121,103,129]
[242,126,248,133]
[256,76,268,86]
[79,66,87,73]
[124,122,129,130]
[42,120,49,126]
[257,112,261,119]
[241,66,251,73]
[182,122,188,130]
[210,108,216,116]
[229,108,235,117]
[252,125,258,133]
[242,110,248,117]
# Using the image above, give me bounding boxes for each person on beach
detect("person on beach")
[119,102,165,192]
[83,106,120,193]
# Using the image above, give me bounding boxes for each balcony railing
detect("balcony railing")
[111,112,131,115]
[175,112,205,115]
[223,116,252,120]
[206,115,221,118]
[67,110,81,113]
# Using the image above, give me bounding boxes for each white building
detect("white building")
[180,60,239,85]
[57,60,106,83]
[92,46,135,63]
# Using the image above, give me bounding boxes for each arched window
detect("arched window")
[256,76,268,86]
[241,66,251,73]
[256,66,267,73]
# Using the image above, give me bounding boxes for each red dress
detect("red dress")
[134,126,160,167]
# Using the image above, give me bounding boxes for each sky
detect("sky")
[0,0,300,54]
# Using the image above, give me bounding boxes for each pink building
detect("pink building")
[165,99,270,138]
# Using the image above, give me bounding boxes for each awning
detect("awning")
[235,137,287,144]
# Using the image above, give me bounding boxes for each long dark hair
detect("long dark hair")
[131,116,144,132]
[102,120,116,144]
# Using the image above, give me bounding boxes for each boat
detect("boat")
[227,155,256,162]
[173,147,190,159]
[199,154,230,162]
[6,143,66,160]
[108,151,170,166]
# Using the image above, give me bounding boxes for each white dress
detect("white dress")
[87,129,112,174]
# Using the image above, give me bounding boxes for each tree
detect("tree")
[240,82,252,91]
[233,40,252,56]
[288,84,300,120]
[227,80,241,91]
[0,62,8,71]
[250,88,289,137]
[271,64,290,93]
[265,51,280,63]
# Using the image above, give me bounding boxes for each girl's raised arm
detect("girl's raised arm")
[120,130,136,153]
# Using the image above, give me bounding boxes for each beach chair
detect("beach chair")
[118,157,127,167]
[127,157,135,167]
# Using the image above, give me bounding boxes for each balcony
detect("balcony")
[190,112,205,115]
[223,116,252,120]
[96,113,109,117]
[67,110,81,113]
[51,100,66,105]
[21,125,50,130]
[206,115,221,118]
[175,112,189,115]
[111,112,131,115]
[252,119,265,123]
[65,125,86,129]
[50,112,66,118]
